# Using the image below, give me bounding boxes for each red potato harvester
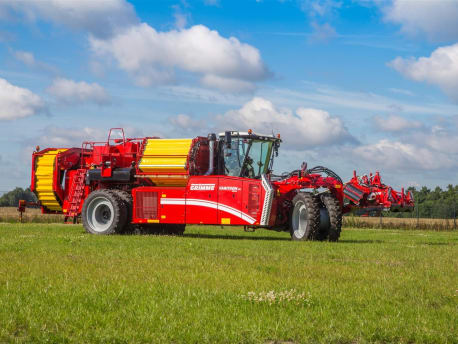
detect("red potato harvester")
[29,128,414,241]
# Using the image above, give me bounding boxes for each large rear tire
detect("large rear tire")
[110,189,134,234]
[320,193,342,242]
[82,189,127,235]
[289,192,320,241]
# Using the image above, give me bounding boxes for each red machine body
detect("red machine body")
[30,128,414,241]
[132,176,269,226]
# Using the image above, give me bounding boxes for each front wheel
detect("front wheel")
[82,189,127,235]
[289,192,320,241]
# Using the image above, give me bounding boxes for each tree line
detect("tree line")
[389,185,458,219]
[0,188,37,207]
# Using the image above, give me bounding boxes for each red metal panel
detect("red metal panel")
[242,180,263,225]
[247,182,261,217]
[132,187,186,224]
[217,177,243,225]
[185,176,219,224]
[158,187,186,224]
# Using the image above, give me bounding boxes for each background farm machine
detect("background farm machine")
[30,128,414,241]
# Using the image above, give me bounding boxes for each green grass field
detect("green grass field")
[0,224,456,343]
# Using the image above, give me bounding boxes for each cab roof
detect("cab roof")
[217,131,282,142]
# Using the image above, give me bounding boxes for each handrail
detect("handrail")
[107,128,125,146]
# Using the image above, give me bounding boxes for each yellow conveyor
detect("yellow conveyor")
[34,149,67,211]
[138,139,192,186]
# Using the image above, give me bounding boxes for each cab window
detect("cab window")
[242,140,273,178]
[223,138,273,178]
[223,138,248,177]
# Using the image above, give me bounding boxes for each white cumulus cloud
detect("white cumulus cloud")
[353,118,458,172]
[384,0,458,42]
[389,43,458,102]
[14,50,35,66]
[169,114,205,130]
[90,23,269,92]
[373,114,422,132]
[299,0,340,42]
[0,0,137,38]
[47,78,110,105]
[0,78,45,120]
[300,0,342,18]
[410,125,458,155]
[309,22,337,42]
[216,97,355,147]
[2,1,268,92]
[34,126,106,147]
[12,49,58,74]
[353,139,455,171]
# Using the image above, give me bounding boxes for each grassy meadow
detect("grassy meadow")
[0,223,457,343]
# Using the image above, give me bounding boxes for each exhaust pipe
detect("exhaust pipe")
[205,133,216,175]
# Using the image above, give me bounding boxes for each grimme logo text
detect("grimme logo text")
[190,184,215,191]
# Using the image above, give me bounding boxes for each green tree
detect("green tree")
[0,187,37,207]
[383,184,457,219]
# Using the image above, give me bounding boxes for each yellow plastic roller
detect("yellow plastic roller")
[34,149,67,211]
[138,139,192,186]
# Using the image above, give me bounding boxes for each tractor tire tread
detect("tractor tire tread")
[110,189,134,234]
[314,195,329,241]
[321,193,342,242]
[82,189,127,235]
[290,192,321,241]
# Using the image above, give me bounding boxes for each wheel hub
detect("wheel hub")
[86,196,115,233]
[292,201,308,238]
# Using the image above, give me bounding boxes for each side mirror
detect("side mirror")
[225,131,232,149]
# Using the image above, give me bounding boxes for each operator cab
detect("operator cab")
[217,131,281,178]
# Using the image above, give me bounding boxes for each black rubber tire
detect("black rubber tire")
[110,189,134,234]
[320,193,342,242]
[82,189,127,235]
[315,195,330,241]
[289,192,320,241]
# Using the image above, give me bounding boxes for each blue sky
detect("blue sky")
[0,0,457,193]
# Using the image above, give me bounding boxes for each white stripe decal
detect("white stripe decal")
[160,199,185,205]
[160,198,256,224]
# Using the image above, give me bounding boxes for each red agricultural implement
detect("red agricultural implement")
[29,128,413,241]
[344,171,414,216]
